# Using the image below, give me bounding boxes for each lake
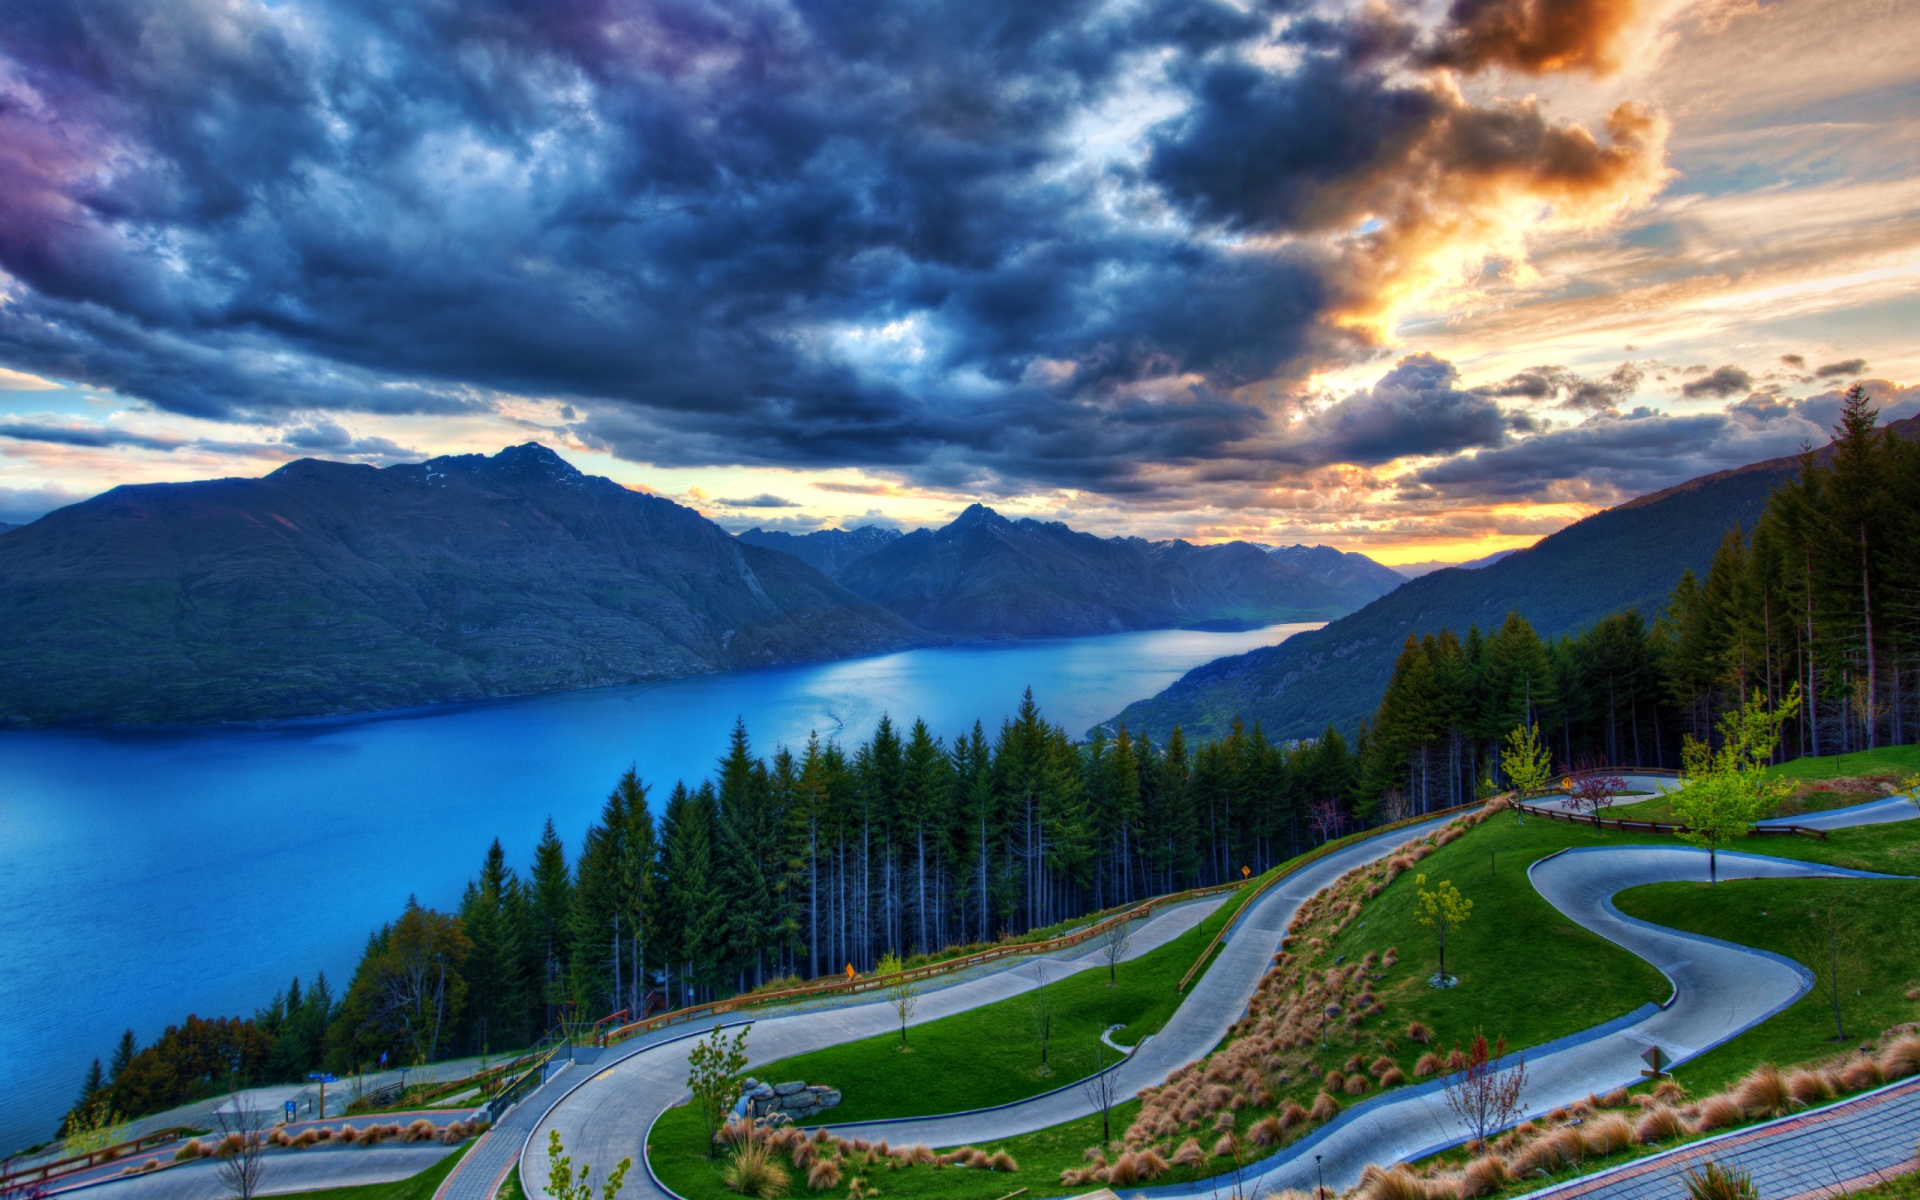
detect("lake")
[0,621,1315,1150]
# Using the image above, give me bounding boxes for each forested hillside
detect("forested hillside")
[0,445,927,726]
[1114,407,1920,743]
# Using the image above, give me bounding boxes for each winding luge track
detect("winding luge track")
[518,813,1463,1200]
[523,803,1909,1200]
[1142,845,1905,1198]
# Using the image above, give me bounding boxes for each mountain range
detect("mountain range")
[735,525,903,576]
[1391,548,1517,578]
[0,445,925,726]
[1110,416,1920,743]
[817,506,1398,637]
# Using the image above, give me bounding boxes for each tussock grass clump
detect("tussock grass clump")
[1692,1094,1745,1133]
[1458,1154,1508,1197]
[1634,1105,1685,1144]
[803,1156,840,1191]
[719,1140,789,1199]
[1582,1113,1633,1155]
[1733,1065,1793,1119]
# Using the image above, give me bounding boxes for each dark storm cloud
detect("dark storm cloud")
[1476,362,1642,410]
[0,0,1664,495]
[1408,380,1920,503]
[1266,354,1526,467]
[1815,358,1867,378]
[1680,364,1754,399]
[0,422,181,451]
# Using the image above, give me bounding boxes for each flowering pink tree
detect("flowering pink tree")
[1563,757,1626,818]
[1442,1032,1528,1150]
[1308,798,1344,844]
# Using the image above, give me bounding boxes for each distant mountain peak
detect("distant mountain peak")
[947,503,1011,532]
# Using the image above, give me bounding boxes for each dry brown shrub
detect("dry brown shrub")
[1248,1116,1285,1147]
[1106,1152,1139,1185]
[1212,1133,1238,1158]
[404,1119,436,1143]
[1634,1106,1684,1144]
[1379,1067,1407,1088]
[1370,1055,1397,1077]
[1693,1094,1745,1133]
[987,1150,1017,1172]
[1459,1155,1509,1198]
[1406,1021,1434,1044]
[1357,1163,1433,1200]
[806,1157,842,1191]
[1213,1112,1237,1131]
[1879,1036,1920,1079]
[1135,1148,1171,1180]
[1653,1080,1687,1105]
[1445,1048,1470,1071]
[1345,1073,1372,1095]
[1785,1069,1833,1107]
[1735,1065,1793,1119]
[173,1140,203,1162]
[1172,1138,1205,1168]
[1281,1099,1310,1127]
[1583,1113,1633,1155]
[1311,1091,1341,1122]
[1512,1126,1582,1176]
[1414,1052,1442,1078]
[1324,1070,1347,1093]
[1599,1087,1631,1108]
[1841,1057,1886,1091]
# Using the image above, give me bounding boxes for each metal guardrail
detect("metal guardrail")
[481,1031,569,1124]
[598,880,1246,1048]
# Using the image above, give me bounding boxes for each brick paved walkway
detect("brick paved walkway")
[1523,1078,1920,1200]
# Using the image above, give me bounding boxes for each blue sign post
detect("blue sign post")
[285,1100,296,1123]
[306,1073,337,1118]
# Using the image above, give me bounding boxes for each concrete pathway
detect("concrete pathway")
[1758,795,1918,830]
[1521,1077,1920,1200]
[1136,846,1905,1199]
[60,1146,455,1200]
[519,815,1460,1200]
[43,1112,481,1196]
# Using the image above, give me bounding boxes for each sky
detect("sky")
[1,0,1917,564]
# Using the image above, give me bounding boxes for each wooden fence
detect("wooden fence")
[600,880,1246,1048]
[1514,802,1827,840]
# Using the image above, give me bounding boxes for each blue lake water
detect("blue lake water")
[0,621,1315,1150]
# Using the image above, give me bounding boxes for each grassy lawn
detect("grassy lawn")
[731,876,1258,1125]
[1614,874,1920,1094]
[1315,813,1668,1055]
[1854,1170,1920,1200]
[286,1142,471,1200]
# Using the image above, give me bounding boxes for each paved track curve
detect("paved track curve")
[524,815,1461,1200]
[1141,845,1905,1198]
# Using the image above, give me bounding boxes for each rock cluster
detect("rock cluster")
[735,1078,842,1120]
